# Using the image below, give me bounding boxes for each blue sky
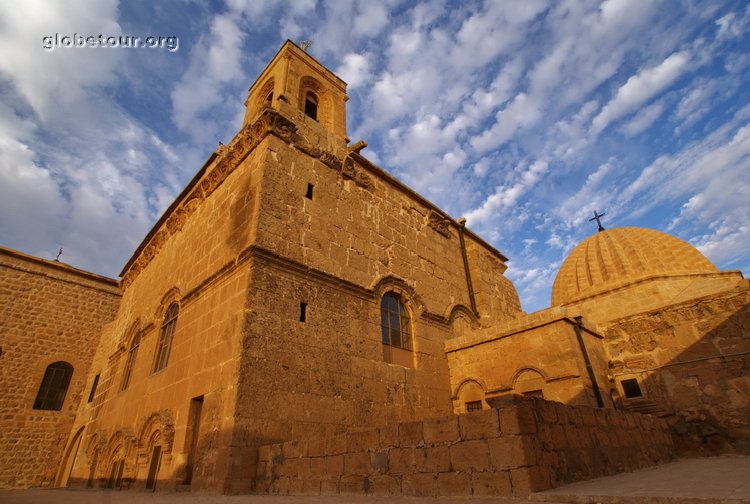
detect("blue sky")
[1,0,748,313]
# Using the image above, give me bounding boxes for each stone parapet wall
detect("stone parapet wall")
[255,396,674,498]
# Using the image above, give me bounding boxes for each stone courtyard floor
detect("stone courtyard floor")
[1,456,748,504]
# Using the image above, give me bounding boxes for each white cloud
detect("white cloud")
[336,53,372,88]
[591,51,691,135]
[0,0,122,118]
[464,160,548,225]
[471,93,542,153]
[170,12,246,141]
[621,100,665,137]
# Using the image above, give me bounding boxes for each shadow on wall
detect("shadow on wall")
[604,290,750,456]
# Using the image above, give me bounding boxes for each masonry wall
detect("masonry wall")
[560,272,744,327]
[223,120,523,491]
[0,248,121,488]
[256,395,674,498]
[446,310,611,410]
[600,282,750,455]
[62,138,268,493]
[255,133,521,326]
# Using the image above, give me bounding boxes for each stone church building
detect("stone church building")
[1,41,748,496]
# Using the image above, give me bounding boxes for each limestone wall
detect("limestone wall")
[62,140,269,493]
[601,282,750,454]
[255,133,521,326]
[446,310,611,409]
[256,395,674,498]
[561,272,744,326]
[0,248,120,488]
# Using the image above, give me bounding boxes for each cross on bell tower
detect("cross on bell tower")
[589,210,606,232]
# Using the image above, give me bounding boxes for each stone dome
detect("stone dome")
[551,227,719,306]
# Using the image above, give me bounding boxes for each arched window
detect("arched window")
[120,331,141,391]
[33,361,73,410]
[304,91,318,120]
[380,293,412,351]
[153,303,178,373]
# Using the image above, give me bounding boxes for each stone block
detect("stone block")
[510,466,552,496]
[488,436,512,469]
[344,452,371,475]
[399,421,424,446]
[309,456,326,477]
[320,477,339,495]
[437,471,472,496]
[401,472,437,497]
[415,445,451,473]
[325,454,344,476]
[257,444,272,462]
[368,474,401,496]
[326,434,347,455]
[301,478,321,495]
[379,425,399,448]
[471,470,512,496]
[308,438,326,457]
[339,474,366,495]
[282,439,307,458]
[347,428,379,453]
[388,447,415,474]
[459,408,500,440]
[370,451,389,473]
[423,415,460,444]
[449,439,490,472]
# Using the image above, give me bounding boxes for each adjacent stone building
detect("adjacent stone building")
[0,247,121,488]
[1,40,747,496]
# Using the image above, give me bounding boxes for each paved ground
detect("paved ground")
[1,456,748,504]
[533,455,750,503]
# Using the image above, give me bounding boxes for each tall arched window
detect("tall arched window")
[120,331,141,391]
[153,303,178,373]
[380,293,412,351]
[304,91,318,120]
[33,361,73,410]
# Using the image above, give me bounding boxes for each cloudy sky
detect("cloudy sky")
[1,0,748,312]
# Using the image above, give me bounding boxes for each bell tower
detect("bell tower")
[243,40,349,144]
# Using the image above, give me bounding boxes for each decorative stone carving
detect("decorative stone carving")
[120,108,370,288]
[428,210,452,238]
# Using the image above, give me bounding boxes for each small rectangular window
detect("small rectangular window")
[305,183,314,200]
[87,374,100,403]
[465,400,482,412]
[621,378,643,399]
[299,302,307,322]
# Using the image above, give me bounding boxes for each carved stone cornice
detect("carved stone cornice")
[121,108,370,289]
[428,210,452,238]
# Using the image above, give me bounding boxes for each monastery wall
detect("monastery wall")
[446,310,611,410]
[0,248,120,488]
[62,141,269,492]
[600,282,750,455]
[222,120,524,491]
[560,272,744,326]
[256,395,673,498]
[254,133,521,325]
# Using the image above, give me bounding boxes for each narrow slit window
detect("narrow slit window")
[121,332,141,391]
[305,183,314,200]
[87,374,100,403]
[299,302,307,322]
